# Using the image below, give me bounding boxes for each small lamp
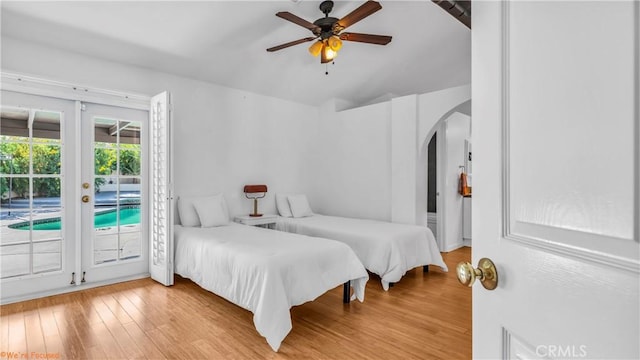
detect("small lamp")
[244,185,268,217]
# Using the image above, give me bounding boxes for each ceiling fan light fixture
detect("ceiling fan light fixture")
[323,43,337,61]
[327,35,342,51]
[268,0,391,65]
[308,40,324,57]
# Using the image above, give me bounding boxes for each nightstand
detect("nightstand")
[234,214,278,229]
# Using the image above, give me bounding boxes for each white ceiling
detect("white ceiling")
[1,1,471,107]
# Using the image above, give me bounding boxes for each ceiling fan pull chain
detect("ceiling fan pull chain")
[325,61,336,75]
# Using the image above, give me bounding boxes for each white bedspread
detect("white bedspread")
[174,223,368,351]
[276,215,448,290]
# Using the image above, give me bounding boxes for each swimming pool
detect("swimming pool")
[8,206,140,230]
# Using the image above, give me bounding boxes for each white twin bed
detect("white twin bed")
[275,194,448,290]
[174,195,368,352]
[174,192,447,351]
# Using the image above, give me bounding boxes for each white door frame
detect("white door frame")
[436,122,446,251]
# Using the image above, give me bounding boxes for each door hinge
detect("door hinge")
[70,272,76,285]
[81,271,86,283]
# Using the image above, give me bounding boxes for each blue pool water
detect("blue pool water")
[8,207,140,230]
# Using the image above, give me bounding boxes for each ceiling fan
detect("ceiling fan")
[267,0,392,64]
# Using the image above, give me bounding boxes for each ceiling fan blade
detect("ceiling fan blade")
[335,1,382,30]
[267,37,317,52]
[339,32,392,45]
[276,12,321,33]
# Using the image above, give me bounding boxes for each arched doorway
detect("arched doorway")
[417,99,471,251]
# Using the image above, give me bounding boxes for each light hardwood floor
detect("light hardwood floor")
[1,247,471,359]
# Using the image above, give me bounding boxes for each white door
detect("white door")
[472,1,639,359]
[0,91,77,302]
[80,102,149,283]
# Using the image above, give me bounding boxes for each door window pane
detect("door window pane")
[32,110,61,143]
[1,106,63,279]
[32,144,61,174]
[120,148,140,176]
[0,141,29,175]
[0,243,30,278]
[94,232,118,264]
[119,182,140,261]
[92,117,142,265]
[33,239,61,273]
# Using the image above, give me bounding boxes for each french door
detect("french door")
[80,103,149,283]
[1,89,153,302]
[0,91,77,301]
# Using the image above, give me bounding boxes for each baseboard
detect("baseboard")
[463,238,472,247]
[444,242,466,252]
[0,273,150,305]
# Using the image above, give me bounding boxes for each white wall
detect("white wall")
[1,37,319,220]
[310,86,471,234]
[443,112,471,251]
[310,100,391,221]
[390,95,418,224]
[2,37,472,243]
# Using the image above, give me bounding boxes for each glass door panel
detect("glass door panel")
[0,90,76,301]
[81,103,148,282]
[1,109,63,276]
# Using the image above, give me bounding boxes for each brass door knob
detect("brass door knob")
[456,258,498,290]
[81,195,90,203]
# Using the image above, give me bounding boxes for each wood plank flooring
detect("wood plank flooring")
[0,247,471,359]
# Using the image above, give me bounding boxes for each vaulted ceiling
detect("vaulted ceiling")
[1,1,470,107]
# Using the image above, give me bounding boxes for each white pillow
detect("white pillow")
[276,193,293,217]
[287,194,313,218]
[193,194,229,227]
[177,196,201,227]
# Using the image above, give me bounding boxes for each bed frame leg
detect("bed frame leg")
[423,265,429,273]
[343,281,350,304]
